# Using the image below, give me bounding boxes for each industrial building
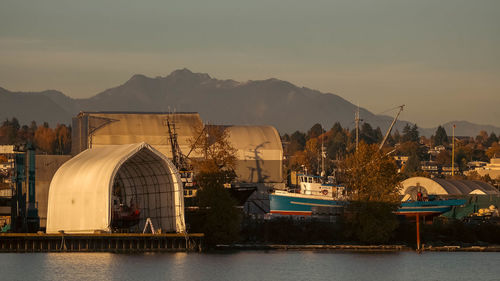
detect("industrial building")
[470,158,500,180]
[71,112,283,184]
[47,143,185,234]
[400,176,500,197]
[71,112,285,213]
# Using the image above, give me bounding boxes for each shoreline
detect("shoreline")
[215,243,500,252]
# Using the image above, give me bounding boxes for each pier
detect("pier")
[0,233,204,253]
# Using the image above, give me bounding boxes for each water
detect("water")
[1,251,500,281]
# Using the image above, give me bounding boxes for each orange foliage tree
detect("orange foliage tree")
[34,126,56,154]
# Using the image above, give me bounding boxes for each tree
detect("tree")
[327,129,347,161]
[34,126,56,154]
[486,133,499,147]
[433,125,448,146]
[188,124,241,246]
[0,118,20,144]
[476,131,489,147]
[402,124,419,143]
[54,124,71,155]
[360,123,381,145]
[392,129,401,144]
[307,123,324,139]
[341,142,401,243]
[288,131,306,155]
[402,153,421,177]
[436,150,452,166]
[305,138,320,174]
[194,172,242,246]
[486,143,500,159]
[189,125,237,175]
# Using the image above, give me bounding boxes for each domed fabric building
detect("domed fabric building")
[400,176,499,198]
[46,142,185,234]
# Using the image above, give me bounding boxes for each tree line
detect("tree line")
[0,117,71,154]
[282,121,500,180]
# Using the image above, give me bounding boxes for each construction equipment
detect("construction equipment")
[379,105,405,150]
[10,143,39,233]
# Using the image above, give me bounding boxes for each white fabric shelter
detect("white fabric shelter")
[46,143,185,234]
[400,176,499,197]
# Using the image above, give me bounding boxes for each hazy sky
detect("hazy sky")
[1,0,499,128]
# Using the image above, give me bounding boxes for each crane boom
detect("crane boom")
[379,105,405,150]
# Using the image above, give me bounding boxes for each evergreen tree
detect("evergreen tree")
[289,131,306,153]
[486,132,499,147]
[403,153,421,177]
[433,125,448,146]
[402,124,419,142]
[307,123,324,139]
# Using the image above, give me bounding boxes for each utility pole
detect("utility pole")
[355,106,361,151]
[452,124,455,177]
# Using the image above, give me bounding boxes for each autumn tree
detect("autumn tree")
[341,142,401,243]
[34,126,56,154]
[189,124,237,176]
[476,130,489,147]
[486,143,500,159]
[188,124,241,246]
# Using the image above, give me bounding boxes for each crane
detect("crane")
[379,105,405,151]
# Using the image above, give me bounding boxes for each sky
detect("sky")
[0,0,499,128]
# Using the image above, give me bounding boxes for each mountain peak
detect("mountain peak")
[167,68,211,81]
[127,74,150,83]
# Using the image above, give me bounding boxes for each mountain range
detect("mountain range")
[1,68,499,137]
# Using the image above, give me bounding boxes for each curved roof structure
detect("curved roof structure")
[72,112,203,157]
[47,142,185,234]
[400,176,499,196]
[72,112,284,184]
[226,125,283,183]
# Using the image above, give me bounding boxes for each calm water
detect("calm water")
[1,251,500,281]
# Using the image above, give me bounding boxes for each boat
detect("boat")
[270,106,466,219]
[396,198,466,219]
[269,174,466,218]
[269,174,347,216]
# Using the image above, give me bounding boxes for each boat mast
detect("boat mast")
[321,139,326,178]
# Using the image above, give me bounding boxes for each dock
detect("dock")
[0,233,204,253]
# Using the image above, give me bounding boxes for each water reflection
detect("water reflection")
[1,251,500,281]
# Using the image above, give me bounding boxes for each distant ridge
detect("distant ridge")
[1,69,498,137]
